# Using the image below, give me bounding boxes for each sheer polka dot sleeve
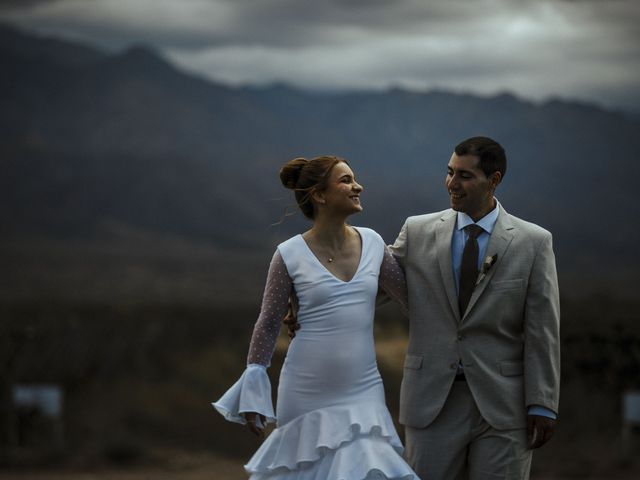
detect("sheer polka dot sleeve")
[212,250,289,425]
[379,245,408,313]
[246,250,293,366]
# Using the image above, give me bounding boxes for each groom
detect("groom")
[390,136,560,479]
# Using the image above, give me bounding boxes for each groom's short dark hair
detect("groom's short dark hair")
[455,136,507,179]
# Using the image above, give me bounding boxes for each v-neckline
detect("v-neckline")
[298,227,364,284]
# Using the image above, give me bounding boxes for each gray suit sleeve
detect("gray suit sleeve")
[389,219,409,268]
[379,246,408,314]
[376,219,409,309]
[524,233,561,414]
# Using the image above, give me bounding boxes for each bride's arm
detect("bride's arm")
[378,245,408,314]
[247,250,293,365]
[212,250,293,435]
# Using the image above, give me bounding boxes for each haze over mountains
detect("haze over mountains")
[1,23,638,302]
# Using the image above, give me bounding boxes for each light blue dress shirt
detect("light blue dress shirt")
[451,199,556,420]
[452,202,500,295]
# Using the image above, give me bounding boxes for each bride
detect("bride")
[213,155,419,479]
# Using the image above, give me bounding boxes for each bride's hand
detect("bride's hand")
[244,412,266,439]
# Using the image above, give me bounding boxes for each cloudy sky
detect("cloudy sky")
[2,0,639,111]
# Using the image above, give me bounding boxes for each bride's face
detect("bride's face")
[314,162,364,215]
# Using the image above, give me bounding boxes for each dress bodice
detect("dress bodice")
[277,227,383,337]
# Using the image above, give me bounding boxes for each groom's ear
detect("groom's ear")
[489,171,502,190]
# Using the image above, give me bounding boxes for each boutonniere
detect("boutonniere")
[476,254,498,285]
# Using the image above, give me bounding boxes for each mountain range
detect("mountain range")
[1,22,638,303]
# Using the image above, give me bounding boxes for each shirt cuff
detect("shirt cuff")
[527,405,557,419]
[212,364,276,425]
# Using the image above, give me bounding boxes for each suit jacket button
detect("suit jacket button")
[457,333,463,340]
[450,363,458,369]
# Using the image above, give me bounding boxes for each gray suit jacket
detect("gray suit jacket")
[390,206,560,430]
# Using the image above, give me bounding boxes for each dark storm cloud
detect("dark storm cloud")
[0,0,60,8]
[1,0,638,110]
[0,0,469,50]
[2,0,637,50]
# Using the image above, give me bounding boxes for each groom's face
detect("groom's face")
[445,153,496,221]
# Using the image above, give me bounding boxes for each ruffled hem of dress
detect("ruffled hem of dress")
[245,403,418,479]
[212,364,276,425]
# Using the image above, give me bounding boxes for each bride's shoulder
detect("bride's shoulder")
[276,233,304,253]
[352,226,385,245]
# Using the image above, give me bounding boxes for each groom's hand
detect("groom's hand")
[283,297,300,339]
[527,415,556,449]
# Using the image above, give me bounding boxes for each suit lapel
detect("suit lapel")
[462,208,515,320]
[434,210,459,321]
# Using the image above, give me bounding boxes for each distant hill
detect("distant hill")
[1,22,638,302]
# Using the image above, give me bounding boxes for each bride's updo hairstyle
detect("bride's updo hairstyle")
[280,155,347,219]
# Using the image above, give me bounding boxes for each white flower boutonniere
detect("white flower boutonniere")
[476,254,498,286]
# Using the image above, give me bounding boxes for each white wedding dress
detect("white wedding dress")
[213,227,419,479]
